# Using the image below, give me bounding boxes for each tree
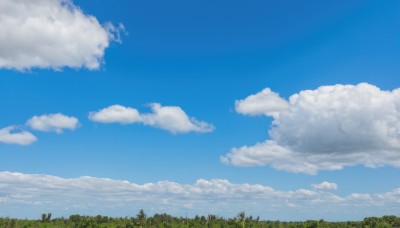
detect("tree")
[136,209,147,227]
[237,212,245,228]
[41,214,46,223]
[46,213,52,222]
[69,214,82,224]
[41,213,51,223]
[207,214,217,228]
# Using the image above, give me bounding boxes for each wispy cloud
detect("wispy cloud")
[0,172,399,220]
[312,182,338,190]
[89,103,214,134]
[0,0,123,70]
[223,83,400,174]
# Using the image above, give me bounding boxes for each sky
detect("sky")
[1,0,400,221]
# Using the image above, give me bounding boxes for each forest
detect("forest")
[0,210,399,228]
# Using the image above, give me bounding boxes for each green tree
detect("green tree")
[69,214,82,224]
[136,209,147,227]
[207,214,217,228]
[41,214,46,223]
[237,212,245,228]
[46,213,52,222]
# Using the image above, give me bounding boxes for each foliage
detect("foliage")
[0,211,399,228]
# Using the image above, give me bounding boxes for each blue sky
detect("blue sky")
[1,0,400,221]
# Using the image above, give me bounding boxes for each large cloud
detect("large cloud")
[0,172,398,220]
[222,83,400,174]
[0,0,123,70]
[89,103,214,134]
[0,126,37,145]
[27,113,80,133]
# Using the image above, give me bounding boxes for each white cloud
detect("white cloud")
[27,113,79,133]
[0,172,398,220]
[0,126,37,145]
[235,88,289,118]
[312,182,338,190]
[88,105,141,124]
[222,83,400,174]
[89,103,214,134]
[0,0,123,70]
[141,103,214,133]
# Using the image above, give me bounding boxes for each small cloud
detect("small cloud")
[141,103,214,134]
[0,126,37,145]
[89,103,214,134]
[312,182,338,191]
[88,105,141,124]
[348,193,372,201]
[27,113,79,133]
[235,88,289,118]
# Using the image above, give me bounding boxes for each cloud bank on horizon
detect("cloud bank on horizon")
[0,0,123,70]
[222,83,400,174]
[0,171,398,220]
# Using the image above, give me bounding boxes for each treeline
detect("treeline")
[0,210,399,228]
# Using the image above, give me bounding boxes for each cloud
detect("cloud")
[312,182,338,190]
[0,126,37,145]
[222,83,400,174]
[0,0,123,71]
[235,88,289,118]
[27,113,79,133]
[89,103,214,134]
[0,171,399,220]
[88,105,141,124]
[142,103,214,133]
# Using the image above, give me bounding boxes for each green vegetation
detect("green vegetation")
[0,211,399,228]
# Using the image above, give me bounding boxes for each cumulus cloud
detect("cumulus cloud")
[89,103,214,134]
[235,88,289,118]
[27,113,79,133]
[0,126,37,145]
[141,103,214,133]
[0,0,123,70]
[0,172,398,220]
[222,83,400,174]
[312,182,338,191]
[88,105,141,124]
